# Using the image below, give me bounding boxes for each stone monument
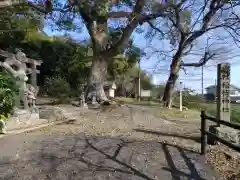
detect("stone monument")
[208,63,240,145]
[0,49,43,133]
[216,63,231,122]
[0,49,42,109]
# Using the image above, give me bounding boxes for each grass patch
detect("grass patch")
[115,97,160,106]
[115,97,240,123]
[116,97,200,119]
[158,108,200,119]
[184,102,240,123]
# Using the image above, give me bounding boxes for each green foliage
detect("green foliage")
[44,76,71,102]
[173,88,240,123]
[0,114,11,121]
[0,5,42,50]
[204,104,240,123]
[114,65,153,97]
[0,71,18,116]
[141,72,153,90]
[151,85,165,98]
[173,88,203,108]
[0,88,15,116]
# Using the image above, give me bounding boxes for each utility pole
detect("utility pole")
[215,78,217,100]
[201,65,204,101]
[138,59,141,102]
[179,81,183,112]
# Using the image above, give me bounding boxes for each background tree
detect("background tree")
[144,0,240,108]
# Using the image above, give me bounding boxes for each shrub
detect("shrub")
[0,71,18,116]
[0,114,11,121]
[44,76,71,102]
[0,71,18,92]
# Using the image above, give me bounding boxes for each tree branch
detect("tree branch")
[185,0,224,45]
[105,1,183,56]
[180,51,215,67]
[108,11,131,19]
[147,21,164,37]
[190,0,209,31]
[77,8,96,52]
[102,0,146,56]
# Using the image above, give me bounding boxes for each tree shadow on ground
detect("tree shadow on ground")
[36,100,62,106]
[0,134,218,180]
[133,128,201,143]
[161,143,206,180]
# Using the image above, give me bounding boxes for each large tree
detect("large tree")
[146,0,240,108]
[0,0,186,103]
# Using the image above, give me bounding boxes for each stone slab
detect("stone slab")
[39,106,65,122]
[6,109,40,131]
[216,126,240,144]
[6,119,48,131]
[11,112,39,123]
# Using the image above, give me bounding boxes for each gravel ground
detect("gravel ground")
[0,104,223,180]
[206,146,240,179]
[0,131,219,180]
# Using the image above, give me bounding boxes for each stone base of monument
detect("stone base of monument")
[71,101,88,108]
[207,125,240,145]
[216,126,240,144]
[6,109,44,131]
[4,106,74,133]
[87,102,100,109]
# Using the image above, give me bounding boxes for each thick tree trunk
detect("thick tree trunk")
[162,55,181,108]
[85,56,109,103]
[162,71,179,108]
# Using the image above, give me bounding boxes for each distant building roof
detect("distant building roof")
[206,84,240,91]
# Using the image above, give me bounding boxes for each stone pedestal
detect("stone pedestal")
[207,125,240,145]
[12,109,39,122]
[92,96,97,105]
[6,109,40,131]
[216,126,240,144]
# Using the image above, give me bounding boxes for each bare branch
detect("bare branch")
[108,11,131,19]
[190,0,209,31]
[147,21,164,37]
[185,0,225,46]
[180,51,216,67]
[180,66,187,75]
